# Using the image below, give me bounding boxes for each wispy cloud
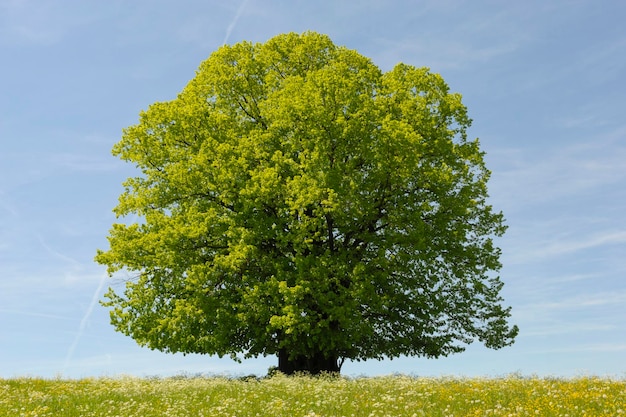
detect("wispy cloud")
[0,308,76,322]
[539,231,626,258]
[520,291,626,312]
[0,191,19,217]
[555,36,626,87]
[369,3,547,71]
[373,37,520,72]
[0,0,66,45]
[0,0,114,46]
[0,191,19,252]
[37,234,81,268]
[505,229,626,266]
[536,344,626,354]
[522,322,618,337]
[49,152,121,173]
[490,132,626,212]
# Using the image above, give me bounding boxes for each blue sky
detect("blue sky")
[1,0,625,379]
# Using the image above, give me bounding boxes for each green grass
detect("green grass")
[1,374,624,416]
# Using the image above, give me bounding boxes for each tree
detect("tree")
[96,32,518,375]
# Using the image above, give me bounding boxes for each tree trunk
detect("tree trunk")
[277,349,341,375]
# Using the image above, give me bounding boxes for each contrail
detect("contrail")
[62,271,108,375]
[222,0,250,45]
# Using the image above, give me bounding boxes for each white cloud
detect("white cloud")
[0,308,76,322]
[176,17,223,49]
[0,0,67,45]
[49,152,121,173]
[0,0,119,46]
[549,272,606,284]
[521,291,626,312]
[522,322,617,337]
[539,230,626,258]
[490,132,626,212]
[563,36,626,86]
[372,37,520,72]
[37,234,81,268]
[0,191,19,217]
[367,2,550,71]
[505,229,626,266]
[537,344,626,354]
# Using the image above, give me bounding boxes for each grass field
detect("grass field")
[1,374,624,416]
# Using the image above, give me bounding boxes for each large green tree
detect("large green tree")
[96,32,517,375]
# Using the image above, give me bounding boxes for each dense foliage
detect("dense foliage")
[96,32,517,373]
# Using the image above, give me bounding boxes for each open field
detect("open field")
[1,374,624,416]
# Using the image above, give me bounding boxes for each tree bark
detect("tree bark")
[277,349,341,375]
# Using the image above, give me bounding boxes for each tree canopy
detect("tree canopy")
[96,31,518,374]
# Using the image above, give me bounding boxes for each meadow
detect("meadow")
[1,373,624,417]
